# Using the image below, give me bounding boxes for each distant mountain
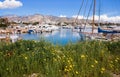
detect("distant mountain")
[2,14,44,23]
[1,14,120,26]
[1,14,83,24]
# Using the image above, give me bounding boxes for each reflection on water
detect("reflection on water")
[19,29,85,45]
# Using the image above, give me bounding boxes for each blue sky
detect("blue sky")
[0,0,120,17]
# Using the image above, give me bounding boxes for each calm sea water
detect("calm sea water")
[18,29,85,45]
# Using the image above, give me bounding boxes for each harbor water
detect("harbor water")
[18,29,85,45]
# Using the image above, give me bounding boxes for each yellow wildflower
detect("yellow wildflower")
[110,61,113,63]
[115,59,118,62]
[116,57,119,60]
[64,68,69,72]
[6,68,9,71]
[53,58,57,62]
[75,71,79,74]
[81,55,85,58]
[69,65,73,68]
[67,60,70,63]
[94,60,98,64]
[27,48,29,50]
[109,64,113,68]
[101,67,105,71]
[44,59,46,61]
[59,70,61,72]
[100,67,105,73]
[91,65,94,68]
[101,71,104,73]
[25,57,28,60]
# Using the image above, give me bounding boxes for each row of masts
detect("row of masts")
[75,0,97,34]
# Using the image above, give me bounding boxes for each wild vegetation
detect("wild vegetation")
[0,40,120,77]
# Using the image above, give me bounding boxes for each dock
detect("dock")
[82,32,120,41]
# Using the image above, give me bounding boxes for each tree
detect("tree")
[0,18,9,28]
[32,22,39,25]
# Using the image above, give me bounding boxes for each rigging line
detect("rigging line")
[82,0,89,23]
[79,0,88,32]
[74,0,85,24]
[86,0,94,23]
[92,0,96,34]
[98,0,101,27]
[83,0,94,32]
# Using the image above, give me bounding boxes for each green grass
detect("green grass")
[0,40,120,77]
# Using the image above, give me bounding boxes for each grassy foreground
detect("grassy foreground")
[0,40,120,77]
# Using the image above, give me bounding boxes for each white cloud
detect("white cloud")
[59,15,67,18]
[92,15,120,23]
[72,15,84,19]
[72,14,120,23]
[0,0,23,9]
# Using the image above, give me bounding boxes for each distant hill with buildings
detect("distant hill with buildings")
[1,14,120,26]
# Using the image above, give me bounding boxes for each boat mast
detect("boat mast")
[92,0,96,34]
[98,0,101,27]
